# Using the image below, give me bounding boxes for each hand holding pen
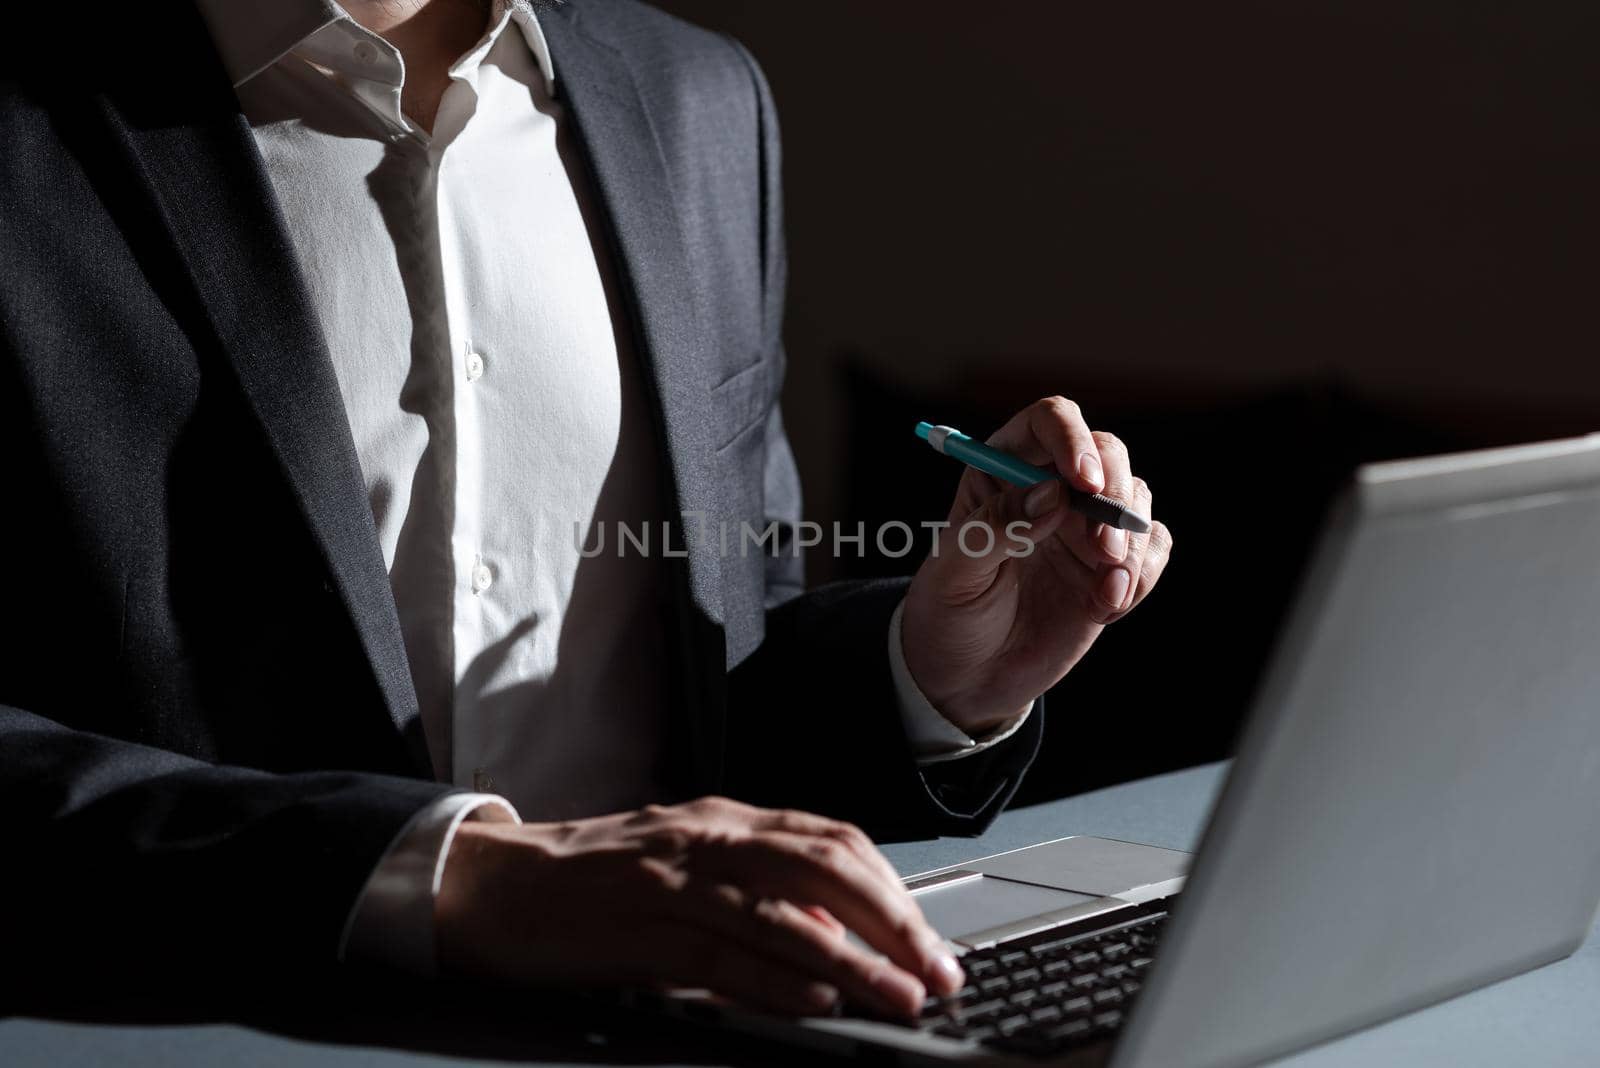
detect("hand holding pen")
[896,398,1174,737]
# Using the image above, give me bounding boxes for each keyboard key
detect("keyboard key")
[1029,1005,1062,1023]
[1000,951,1030,968]
[1093,1010,1125,1031]
[1070,974,1099,990]
[1063,995,1093,1016]
[1102,964,1129,981]
[1047,1017,1094,1041]
[1043,959,1073,977]
[980,977,1011,995]
[955,999,1008,1022]
[1071,951,1101,968]
[1040,980,1070,999]
[1007,988,1038,1007]
[1092,988,1124,1006]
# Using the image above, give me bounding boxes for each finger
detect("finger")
[686,800,910,898]
[1088,477,1149,622]
[983,396,1105,493]
[802,905,846,936]
[949,465,1009,522]
[672,801,918,957]
[657,919,843,1017]
[704,831,963,997]
[1026,470,1153,580]
[679,794,762,823]
[759,810,904,892]
[1091,431,1134,563]
[1032,492,1112,574]
[675,884,927,1018]
[924,483,1072,601]
[1116,477,1153,612]
[1127,520,1173,612]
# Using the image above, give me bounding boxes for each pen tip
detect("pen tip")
[914,422,933,441]
[1122,513,1152,534]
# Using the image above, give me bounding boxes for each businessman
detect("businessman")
[0,0,1171,1018]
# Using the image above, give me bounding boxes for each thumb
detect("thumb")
[926,480,1066,597]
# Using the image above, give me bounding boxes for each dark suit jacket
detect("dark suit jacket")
[0,0,1040,992]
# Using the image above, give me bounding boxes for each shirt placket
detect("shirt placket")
[433,76,492,793]
[332,19,491,790]
[290,10,523,793]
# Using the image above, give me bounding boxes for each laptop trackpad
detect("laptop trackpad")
[913,874,1101,944]
[970,836,1191,897]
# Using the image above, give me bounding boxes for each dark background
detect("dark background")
[653,0,1600,803]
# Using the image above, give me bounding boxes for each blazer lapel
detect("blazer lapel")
[539,6,730,790]
[91,73,430,772]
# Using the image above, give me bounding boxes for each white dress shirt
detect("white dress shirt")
[195,0,1030,972]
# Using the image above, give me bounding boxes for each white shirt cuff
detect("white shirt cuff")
[338,791,520,973]
[888,598,1034,765]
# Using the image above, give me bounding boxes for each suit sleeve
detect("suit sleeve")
[0,702,453,999]
[718,39,1042,841]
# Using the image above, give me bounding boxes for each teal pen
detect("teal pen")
[915,422,1152,533]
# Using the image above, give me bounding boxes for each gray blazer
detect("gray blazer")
[0,0,1040,992]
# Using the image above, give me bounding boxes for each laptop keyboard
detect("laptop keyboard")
[914,904,1168,1058]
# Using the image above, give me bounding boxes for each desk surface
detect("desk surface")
[4,763,1596,1067]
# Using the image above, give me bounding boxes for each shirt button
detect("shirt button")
[471,562,493,594]
[353,40,379,63]
[465,351,485,381]
[472,768,495,792]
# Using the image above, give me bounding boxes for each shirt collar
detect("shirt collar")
[194,0,556,95]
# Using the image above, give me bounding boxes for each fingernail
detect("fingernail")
[1102,525,1127,560]
[1077,452,1104,490]
[1023,480,1059,519]
[803,982,840,1015]
[931,953,965,995]
[1102,567,1131,608]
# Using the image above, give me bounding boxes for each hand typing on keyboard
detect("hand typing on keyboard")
[433,795,965,1018]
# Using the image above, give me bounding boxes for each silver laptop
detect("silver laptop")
[641,435,1600,1065]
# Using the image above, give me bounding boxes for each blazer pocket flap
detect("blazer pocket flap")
[711,359,772,451]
